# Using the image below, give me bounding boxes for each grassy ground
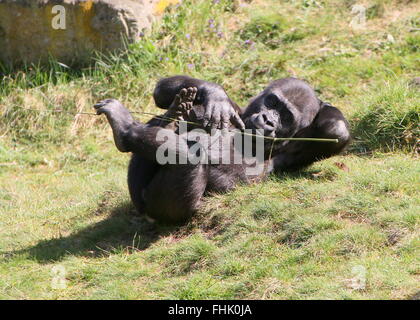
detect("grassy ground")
[0,0,419,299]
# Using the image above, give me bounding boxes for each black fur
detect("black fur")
[95,76,350,224]
[153,75,244,130]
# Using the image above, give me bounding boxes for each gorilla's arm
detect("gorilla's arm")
[153,75,244,130]
[272,103,351,172]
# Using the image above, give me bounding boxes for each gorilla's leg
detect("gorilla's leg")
[95,99,207,223]
[94,99,135,152]
[125,88,197,215]
[143,164,208,224]
[153,75,204,109]
[127,154,159,214]
[94,99,190,160]
[273,104,351,172]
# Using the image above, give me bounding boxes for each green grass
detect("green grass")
[0,0,419,299]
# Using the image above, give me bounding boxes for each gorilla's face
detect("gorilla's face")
[243,92,299,138]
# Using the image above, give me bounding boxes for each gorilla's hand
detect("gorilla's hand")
[202,99,245,131]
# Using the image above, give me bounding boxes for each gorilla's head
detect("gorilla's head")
[242,78,321,139]
[242,91,299,138]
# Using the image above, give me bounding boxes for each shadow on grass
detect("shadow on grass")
[3,164,350,264]
[2,201,179,264]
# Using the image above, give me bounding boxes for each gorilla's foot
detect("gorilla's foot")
[169,87,198,120]
[94,99,135,152]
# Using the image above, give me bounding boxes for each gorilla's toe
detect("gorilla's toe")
[93,99,121,115]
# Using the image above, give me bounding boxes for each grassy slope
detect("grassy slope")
[0,0,419,299]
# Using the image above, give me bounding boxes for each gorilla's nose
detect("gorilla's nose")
[261,113,275,128]
[255,112,275,132]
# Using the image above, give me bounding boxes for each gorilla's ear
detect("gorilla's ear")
[264,93,285,109]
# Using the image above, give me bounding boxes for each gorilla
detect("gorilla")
[94,76,350,224]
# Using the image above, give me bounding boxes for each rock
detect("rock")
[0,0,179,66]
[409,77,420,88]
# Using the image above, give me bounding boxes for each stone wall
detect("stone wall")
[0,0,179,65]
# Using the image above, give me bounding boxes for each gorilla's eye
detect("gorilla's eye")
[265,93,287,110]
[264,94,279,109]
[280,107,294,127]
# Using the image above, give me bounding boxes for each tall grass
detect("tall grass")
[1,0,418,152]
[351,81,419,152]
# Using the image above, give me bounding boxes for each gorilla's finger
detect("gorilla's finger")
[210,106,221,129]
[94,100,111,115]
[94,100,110,109]
[230,112,245,130]
[203,103,214,128]
[210,119,219,130]
[221,111,230,130]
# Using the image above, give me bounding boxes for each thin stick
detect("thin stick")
[240,131,338,143]
[7,105,339,143]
